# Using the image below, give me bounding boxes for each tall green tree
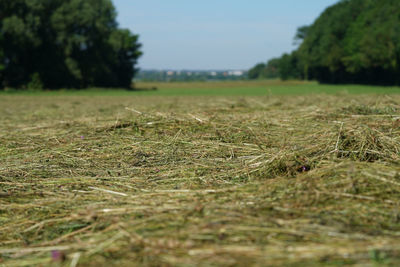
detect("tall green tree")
[297,0,400,85]
[248,58,281,80]
[250,0,400,85]
[248,63,266,79]
[278,52,302,81]
[293,25,309,45]
[341,0,400,84]
[0,0,142,89]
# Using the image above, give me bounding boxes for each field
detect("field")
[3,80,400,96]
[1,81,400,266]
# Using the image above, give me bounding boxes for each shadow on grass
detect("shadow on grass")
[130,86,158,92]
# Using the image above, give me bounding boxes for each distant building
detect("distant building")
[228,70,244,76]
[135,69,247,82]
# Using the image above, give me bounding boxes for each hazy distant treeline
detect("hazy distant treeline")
[250,0,400,85]
[136,70,247,82]
[0,0,142,90]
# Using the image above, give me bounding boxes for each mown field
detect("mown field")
[2,80,400,96]
[1,81,400,266]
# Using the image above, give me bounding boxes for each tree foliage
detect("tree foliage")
[293,25,309,45]
[0,0,142,89]
[247,58,280,80]
[248,63,266,79]
[250,0,400,85]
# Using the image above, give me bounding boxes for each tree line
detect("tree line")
[249,0,400,85]
[0,0,142,90]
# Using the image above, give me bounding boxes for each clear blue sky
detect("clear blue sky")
[113,0,339,70]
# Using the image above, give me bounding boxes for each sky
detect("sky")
[113,0,339,70]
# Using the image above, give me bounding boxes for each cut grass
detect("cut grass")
[0,88,400,266]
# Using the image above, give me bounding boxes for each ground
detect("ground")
[0,81,400,266]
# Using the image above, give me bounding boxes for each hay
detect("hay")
[0,93,399,266]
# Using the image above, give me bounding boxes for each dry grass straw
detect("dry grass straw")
[0,93,399,266]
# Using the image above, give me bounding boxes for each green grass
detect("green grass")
[1,80,400,96]
[0,82,400,266]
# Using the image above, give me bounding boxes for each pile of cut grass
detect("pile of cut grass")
[0,92,399,266]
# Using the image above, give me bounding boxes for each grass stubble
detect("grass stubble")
[0,90,399,266]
